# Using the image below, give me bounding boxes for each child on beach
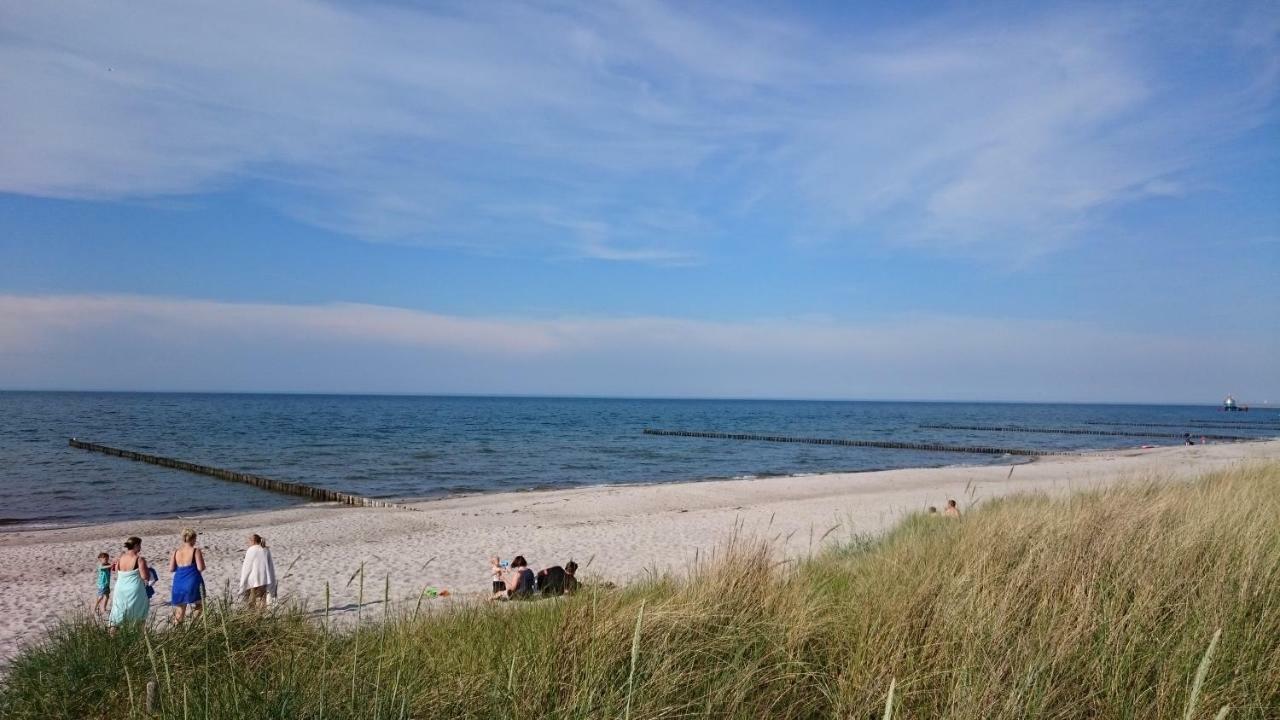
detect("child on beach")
[490,556,507,599]
[94,552,112,615]
[144,565,159,600]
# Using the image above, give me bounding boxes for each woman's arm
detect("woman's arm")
[169,550,178,573]
[194,548,206,573]
[265,549,277,596]
[137,556,150,585]
[238,548,253,594]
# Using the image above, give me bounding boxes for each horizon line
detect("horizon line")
[2,388,1269,408]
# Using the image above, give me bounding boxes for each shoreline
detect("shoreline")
[2,439,1277,665]
[1,450,1039,533]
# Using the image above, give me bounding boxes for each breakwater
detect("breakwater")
[68,439,412,509]
[919,424,1249,441]
[1084,420,1280,431]
[642,429,1068,456]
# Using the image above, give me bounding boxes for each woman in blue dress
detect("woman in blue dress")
[108,536,150,631]
[169,528,205,625]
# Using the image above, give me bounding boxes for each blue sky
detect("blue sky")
[1,1,1277,402]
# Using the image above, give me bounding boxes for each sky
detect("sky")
[0,0,1277,403]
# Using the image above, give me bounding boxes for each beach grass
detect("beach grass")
[3,462,1278,718]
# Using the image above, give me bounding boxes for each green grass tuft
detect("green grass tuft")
[3,463,1279,718]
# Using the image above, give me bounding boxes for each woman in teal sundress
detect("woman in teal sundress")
[108,536,150,631]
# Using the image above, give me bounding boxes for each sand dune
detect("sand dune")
[1,439,1276,665]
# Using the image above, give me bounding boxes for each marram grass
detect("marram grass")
[3,463,1279,719]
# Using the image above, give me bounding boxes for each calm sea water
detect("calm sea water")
[1,392,1276,527]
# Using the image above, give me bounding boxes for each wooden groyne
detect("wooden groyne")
[1084,420,1280,431]
[68,439,412,509]
[918,424,1250,442]
[642,429,1069,456]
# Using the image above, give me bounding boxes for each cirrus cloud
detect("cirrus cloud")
[0,1,1275,261]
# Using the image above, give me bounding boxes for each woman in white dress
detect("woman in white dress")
[238,533,277,610]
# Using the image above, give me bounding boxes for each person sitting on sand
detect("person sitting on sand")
[943,499,961,518]
[238,534,277,610]
[504,555,536,599]
[926,506,939,517]
[169,528,206,625]
[108,536,150,631]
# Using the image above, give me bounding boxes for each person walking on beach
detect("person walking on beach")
[93,552,112,616]
[169,528,206,625]
[943,499,961,518]
[238,534,277,610]
[108,537,150,631]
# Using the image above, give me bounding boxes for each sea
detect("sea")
[2,392,1277,528]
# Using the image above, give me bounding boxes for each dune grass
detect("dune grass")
[3,463,1279,719]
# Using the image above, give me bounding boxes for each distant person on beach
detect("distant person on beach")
[108,537,150,630]
[169,528,206,624]
[1184,433,1195,446]
[93,552,112,615]
[504,555,536,599]
[926,506,939,517]
[943,500,961,518]
[238,534,277,609]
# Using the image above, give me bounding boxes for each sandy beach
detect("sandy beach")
[1,439,1276,664]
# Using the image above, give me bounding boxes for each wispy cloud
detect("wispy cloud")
[1,294,1274,402]
[0,2,1275,261]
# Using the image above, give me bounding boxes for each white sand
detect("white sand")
[1,439,1276,664]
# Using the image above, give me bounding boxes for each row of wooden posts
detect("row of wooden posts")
[918,424,1249,442]
[1083,420,1280,431]
[642,428,1068,456]
[68,438,414,509]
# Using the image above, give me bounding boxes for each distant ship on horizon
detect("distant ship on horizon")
[1223,394,1249,412]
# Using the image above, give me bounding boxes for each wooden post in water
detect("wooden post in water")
[68,439,413,510]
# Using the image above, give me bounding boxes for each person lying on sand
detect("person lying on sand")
[536,560,579,596]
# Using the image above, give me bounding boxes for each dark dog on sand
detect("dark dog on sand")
[535,560,579,596]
